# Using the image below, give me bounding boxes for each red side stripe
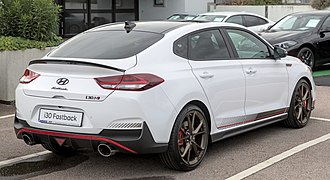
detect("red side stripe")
[16,128,136,154]
[217,108,288,129]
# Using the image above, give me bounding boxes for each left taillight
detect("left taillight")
[94,73,164,91]
[19,69,40,84]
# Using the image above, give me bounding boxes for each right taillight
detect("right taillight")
[19,69,40,84]
[94,74,164,91]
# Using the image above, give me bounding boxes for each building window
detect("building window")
[154,0,165,7]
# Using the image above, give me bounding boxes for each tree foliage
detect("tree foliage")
[222,0,282,5]
[0,0,62,42]
[311,0,330,10]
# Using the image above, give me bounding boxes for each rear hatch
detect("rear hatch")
[21,27,164,101]
[22,57,136,101]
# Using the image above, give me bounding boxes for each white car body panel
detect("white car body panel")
[188,60,246,129]
[240,59,289,117]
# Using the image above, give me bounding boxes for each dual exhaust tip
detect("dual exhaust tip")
[97,143,117,157]
[22,134,36,146]
[23,134,116,157]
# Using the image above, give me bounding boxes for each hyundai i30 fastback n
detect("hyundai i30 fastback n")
[15,21,316,171]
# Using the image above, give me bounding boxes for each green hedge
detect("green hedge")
[0,0,62,51]
[0,36,62,51]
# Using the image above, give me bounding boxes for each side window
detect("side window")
[225,29,270,59]
[244,15,268,27]
[226,16,244,26]
[189,29,230,60]
[321,16,330,30]
[173,36,188,59]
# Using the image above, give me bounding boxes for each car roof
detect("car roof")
[289,10,330,16]
[89,21,193,34]
[198,11,267,18]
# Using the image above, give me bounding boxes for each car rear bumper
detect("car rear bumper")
[14,116,168,154]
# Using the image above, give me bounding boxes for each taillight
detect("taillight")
[19,69,40,84]
[94,74,164,91]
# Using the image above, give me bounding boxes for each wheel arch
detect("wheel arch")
[298,43,316,56]
[300,76,313,90]
[186,100,212,136]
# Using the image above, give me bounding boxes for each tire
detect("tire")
[297,47,315,69]
[160,105,209,171]
[284,79,312,128]
[42,141,77,156]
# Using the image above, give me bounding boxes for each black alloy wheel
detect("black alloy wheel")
[160,105,209,171]
[284,79,312,128]
[297,47,315,69]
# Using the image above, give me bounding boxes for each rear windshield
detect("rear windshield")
[49,30,164,59]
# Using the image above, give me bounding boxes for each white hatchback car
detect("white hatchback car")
[194,12,274,32]
[15,21,315,171]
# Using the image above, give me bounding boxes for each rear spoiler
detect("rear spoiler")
[29,59,125,72]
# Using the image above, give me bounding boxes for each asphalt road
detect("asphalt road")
[0,86,329,180]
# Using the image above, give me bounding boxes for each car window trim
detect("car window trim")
[222,26,275,60]
[226,15,245,26]
[186,27,235,61]
[243,15,268,27]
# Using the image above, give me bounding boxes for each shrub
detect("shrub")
[311,0,330,10]
[0,0,61,42]
[0,36,62,51]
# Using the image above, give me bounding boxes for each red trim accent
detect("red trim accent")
[16,128,137,154]
[217,108,288,129]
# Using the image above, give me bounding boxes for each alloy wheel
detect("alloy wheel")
[293,83,312,124]
[177,110,208,165]
[298,48,314,67]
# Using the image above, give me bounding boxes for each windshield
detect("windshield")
[168,14,196,21]
[270,15,323,31]
[193,15,226,22]
[49,31,163,59]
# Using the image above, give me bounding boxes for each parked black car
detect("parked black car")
[260,11,330,69]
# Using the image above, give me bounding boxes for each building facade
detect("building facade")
[56,0,214,36]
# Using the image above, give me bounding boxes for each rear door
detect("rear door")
[223,28,289,120]
[187,28,246,129]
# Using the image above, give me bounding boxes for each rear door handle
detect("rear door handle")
[245,67,257,74]
[199,72,214,79]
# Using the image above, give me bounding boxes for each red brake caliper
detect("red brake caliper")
[178,128,185,146]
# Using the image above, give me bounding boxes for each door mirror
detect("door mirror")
[320,27,330,37]
[266,24,273,31]
[273,46,287,60]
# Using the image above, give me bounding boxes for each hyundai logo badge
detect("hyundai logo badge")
[56,78,69,85]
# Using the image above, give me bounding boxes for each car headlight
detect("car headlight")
[274,41,297,49]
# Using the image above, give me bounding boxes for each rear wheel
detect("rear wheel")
[160,105,209,171]
[284,79,312,128]
[42,142,77,156]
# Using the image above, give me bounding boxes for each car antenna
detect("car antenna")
[124,21,136,33]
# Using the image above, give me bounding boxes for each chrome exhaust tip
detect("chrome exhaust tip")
[22,134,36,145]
[97,144,116,157]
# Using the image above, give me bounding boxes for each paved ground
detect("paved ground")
[0,86,329,180]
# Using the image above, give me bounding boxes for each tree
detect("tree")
[311,0,330,10]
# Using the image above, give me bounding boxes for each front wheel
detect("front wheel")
[284,79,313,128]
[297,47,315,69]
[160,105,209,171]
